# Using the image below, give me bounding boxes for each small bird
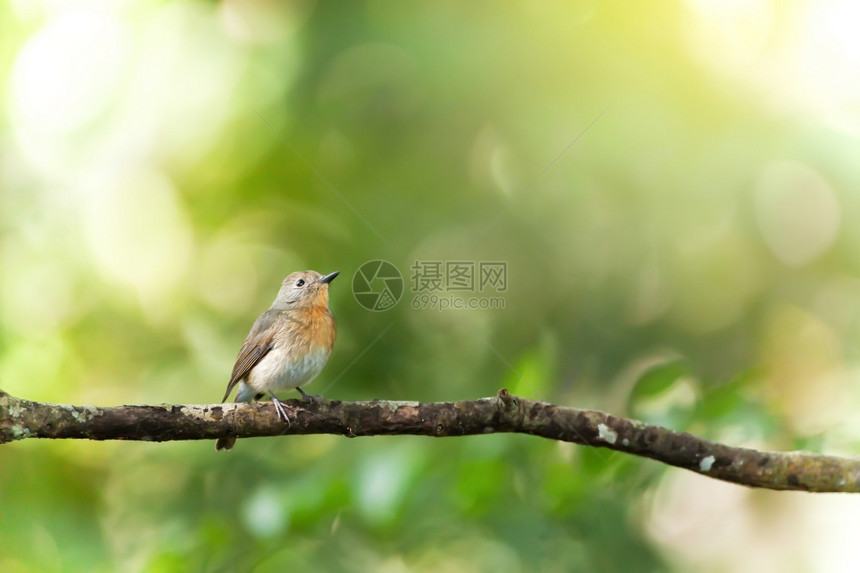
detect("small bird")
[215,270,339,451]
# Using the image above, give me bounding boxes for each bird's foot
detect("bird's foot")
[269,394,292,424]
[297,387,324,403]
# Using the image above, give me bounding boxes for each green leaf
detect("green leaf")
[631,359,689,400]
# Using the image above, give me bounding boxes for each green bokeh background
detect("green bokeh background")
[2,1,860,571]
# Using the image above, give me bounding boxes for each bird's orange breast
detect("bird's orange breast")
[276,306,336,357]
[307,306,337,351]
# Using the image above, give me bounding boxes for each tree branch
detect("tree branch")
[1,388,857,493]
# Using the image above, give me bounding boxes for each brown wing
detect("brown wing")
[220,310,281,402]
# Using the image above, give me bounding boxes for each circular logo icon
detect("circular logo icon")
[352,260,403,311]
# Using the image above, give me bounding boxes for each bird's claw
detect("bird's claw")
[270,395,291,425]
[297,387,323,403]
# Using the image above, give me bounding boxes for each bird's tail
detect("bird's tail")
[215,436,236,451]
[215,382,255,451]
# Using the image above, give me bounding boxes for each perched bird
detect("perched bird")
[215,270,339,451]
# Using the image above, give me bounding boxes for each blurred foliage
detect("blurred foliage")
[2,0,860,571]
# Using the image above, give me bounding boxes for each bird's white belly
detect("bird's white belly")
[246,347,331,393]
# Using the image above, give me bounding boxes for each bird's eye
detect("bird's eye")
[295,279,305,287]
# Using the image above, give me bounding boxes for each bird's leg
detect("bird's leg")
[268,392,291,424]
[296,386,322,403]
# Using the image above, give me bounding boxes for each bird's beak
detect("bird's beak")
[318,271,340,285]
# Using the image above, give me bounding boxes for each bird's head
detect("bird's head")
[272,270,339,310]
